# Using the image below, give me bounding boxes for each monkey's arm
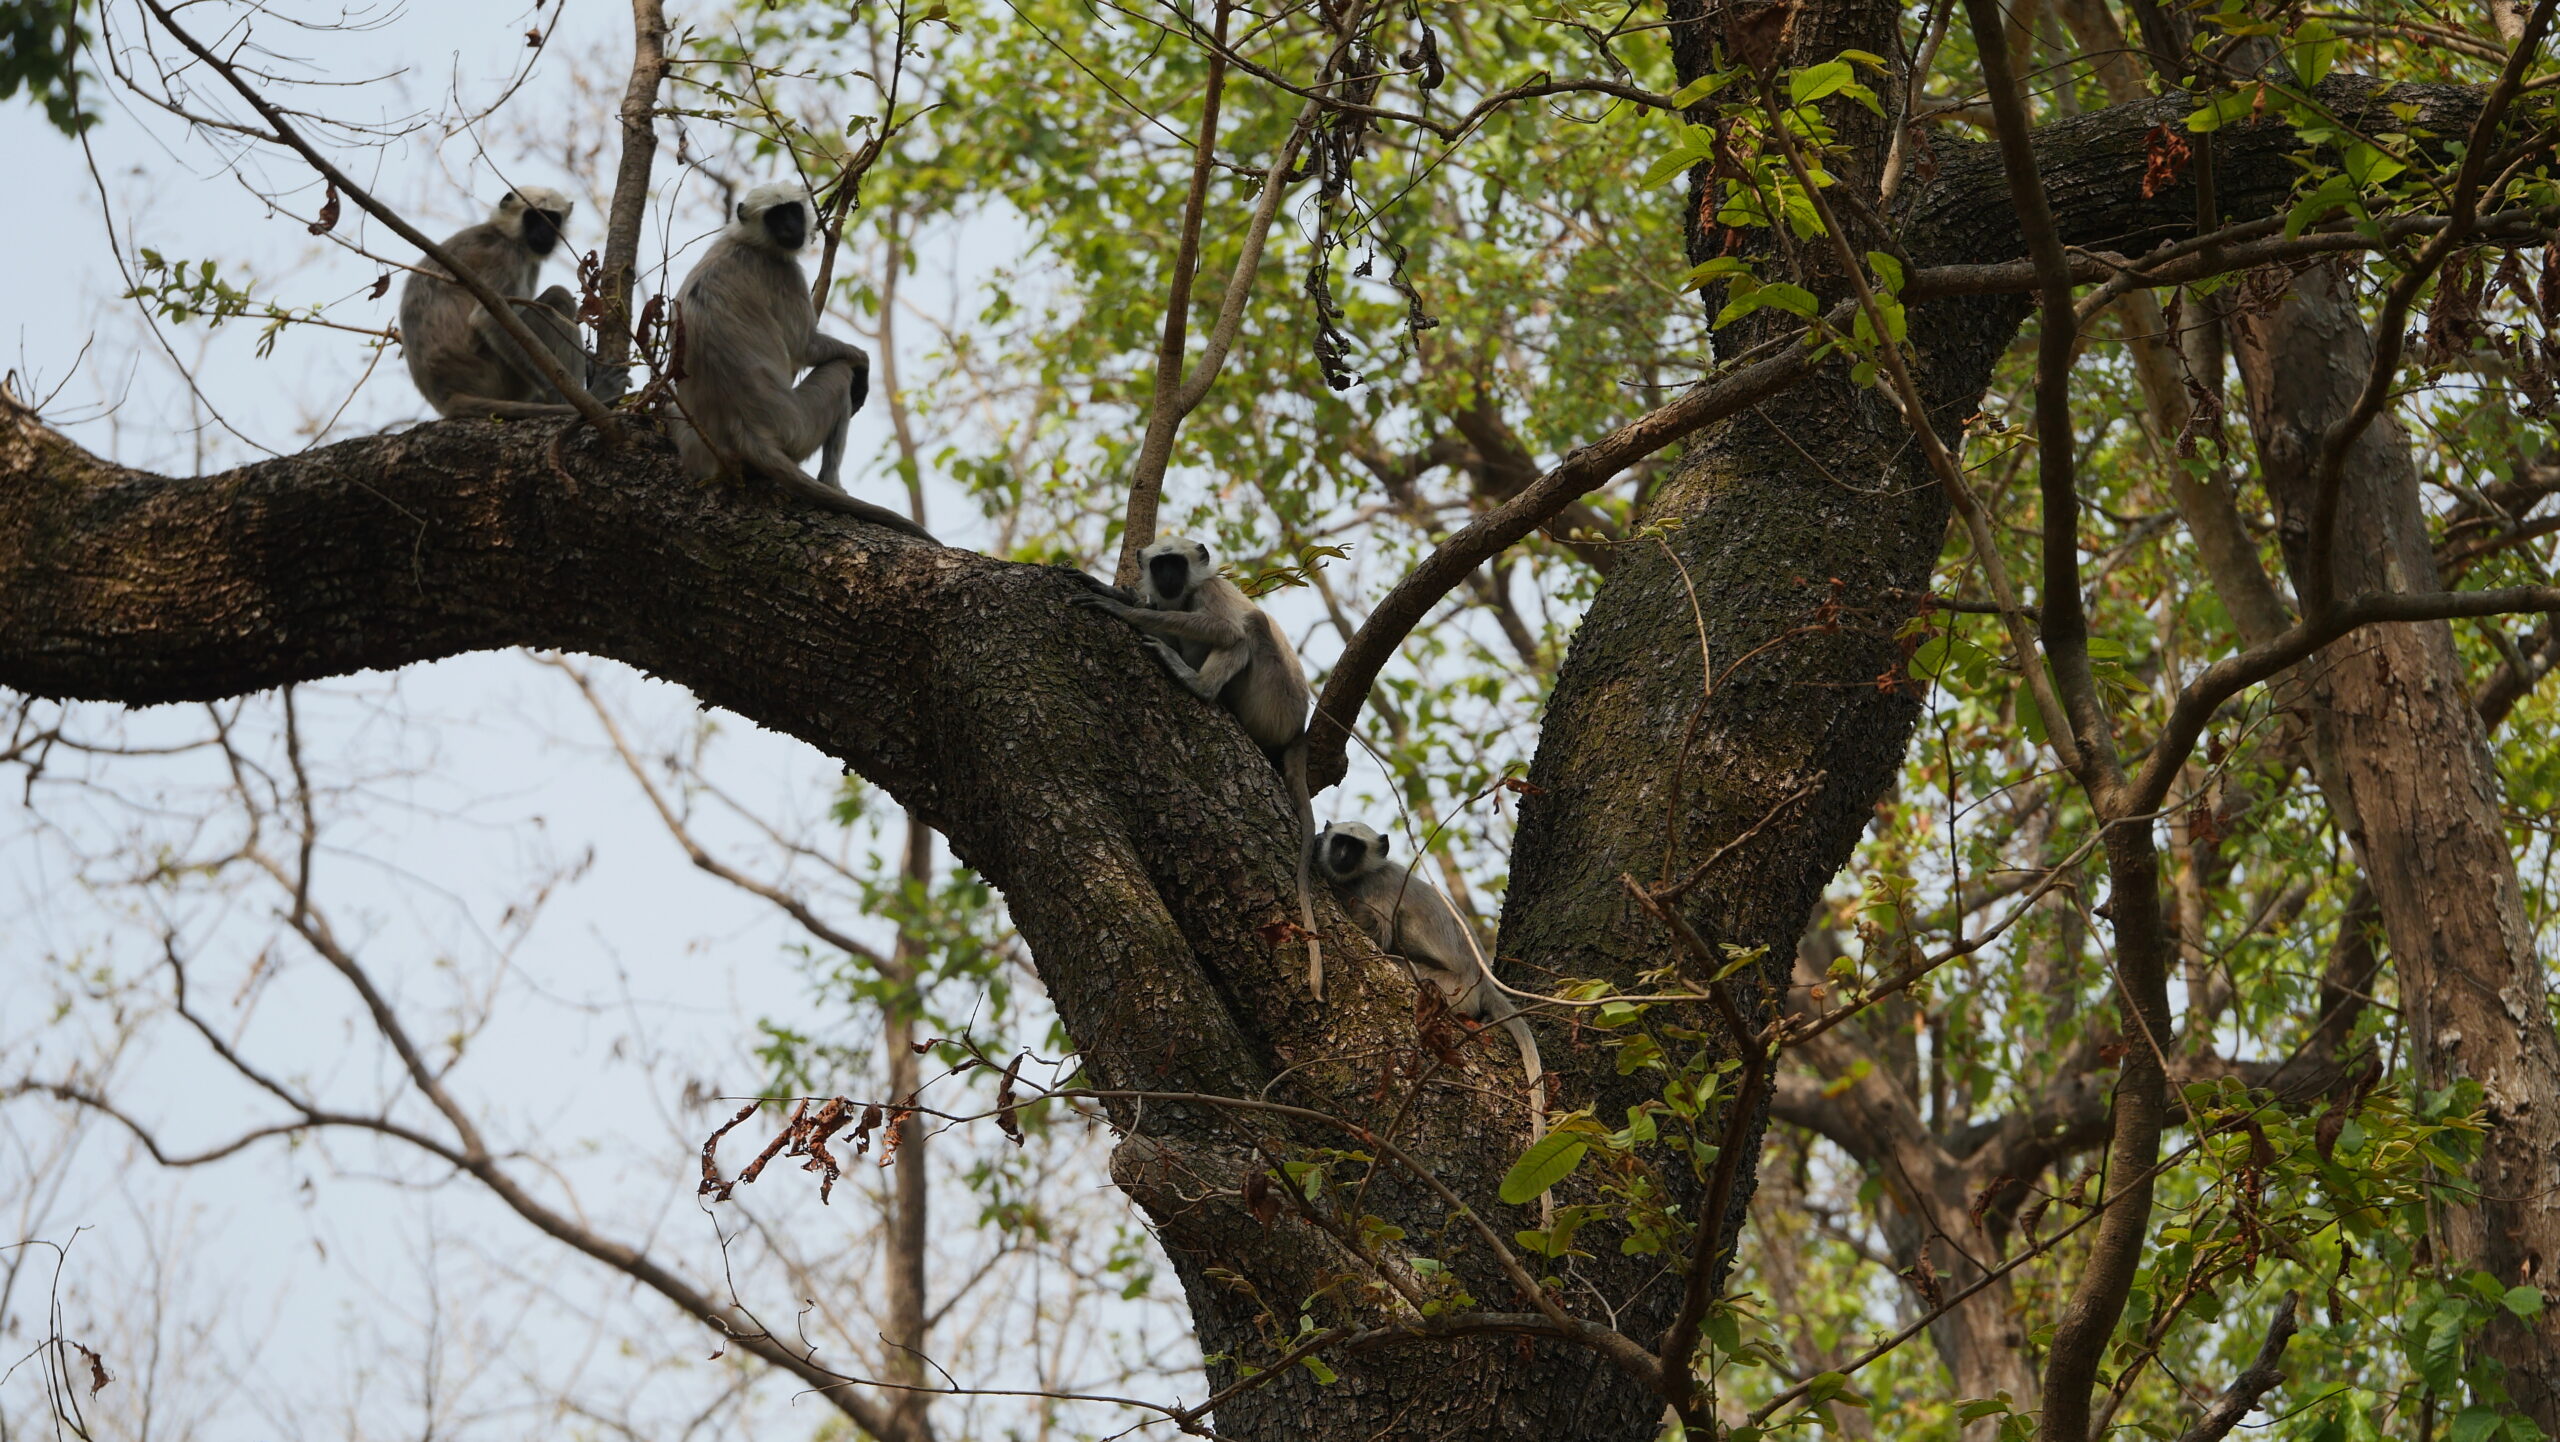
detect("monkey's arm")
[1068,598,1248,651]
[802,331,869,373]
[1140,634,1254,704]
[1059,571,1141,606]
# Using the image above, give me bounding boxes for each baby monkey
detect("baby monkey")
[1069,536,1320,998]
[1313,822,1545,1153]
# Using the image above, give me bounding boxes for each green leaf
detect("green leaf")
[1755,282,1818,319]
[1640,124,1717,189]
[1866,250,1905,295]
[1789,61,1853,104]
[1958,1397,2014,1422]
[2340,142,2406,188]
[1669,70,1743,106]
[1677,256,1757,291]
[2507,1284,2549,1320]
[2290,17,2345,88]
[1500,1131,1589,1205]
[1300,1354,1338,1385]
[2186,87,2259,133]
[2452,1407,2505,1442]
[2286,173,2357,238]
[1805,1371,1868,1406]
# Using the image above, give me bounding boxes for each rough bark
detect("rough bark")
[2229,269,2560,1430]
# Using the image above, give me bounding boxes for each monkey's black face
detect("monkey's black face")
[521,208,565,256]
[761,201,809,252]
[1322,831,1371,880]
[1148,552,1191,601]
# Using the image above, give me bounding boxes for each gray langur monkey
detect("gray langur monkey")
[1312,820,1546,1158]
[400,187,626,419]
[668,183,935,543]
[1068,536,1320,997]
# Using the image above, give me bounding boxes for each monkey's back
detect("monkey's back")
[1347,861,1503,1020]
[672,235,816,444]
[1202,584,1309,751]
[399,222,541,412]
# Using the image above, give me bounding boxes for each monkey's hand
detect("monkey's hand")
[1061,570,1141,609]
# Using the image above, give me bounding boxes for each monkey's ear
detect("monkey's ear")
[1376,833,1391,858]
[735,202,751,226]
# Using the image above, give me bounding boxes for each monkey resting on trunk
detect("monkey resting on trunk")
[1067,536,1320,996]
[1311,820,1546,1168]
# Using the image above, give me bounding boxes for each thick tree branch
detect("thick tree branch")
[0,389,1594,1434]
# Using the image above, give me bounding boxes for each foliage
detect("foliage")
[0,0,92,135]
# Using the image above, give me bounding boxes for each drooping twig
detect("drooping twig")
[2300,0,2556,614]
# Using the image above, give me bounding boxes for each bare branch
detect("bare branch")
[1114,92,1319,587]
[596,0,670,372]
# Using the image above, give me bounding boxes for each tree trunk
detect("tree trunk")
[2229,270,2560,1428]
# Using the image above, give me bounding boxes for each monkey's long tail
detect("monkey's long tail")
[1504,1013,1551,1227]
[1286,738,1321,1001]
[773,471,941,544]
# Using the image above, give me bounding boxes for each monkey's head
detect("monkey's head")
[1313,822,1389,884]
[736,183,818,253]
[1139,535,1215,607]
[493,187,574,257]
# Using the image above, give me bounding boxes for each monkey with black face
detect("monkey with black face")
[668,183,933,542]
[1313,820,1545,1159]
[1068,536,1320,996]
[400,187,624,419]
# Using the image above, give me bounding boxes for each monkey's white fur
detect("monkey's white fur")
[1068,537,1320,995]
[401,187,618,419]
[669,183,933,541]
